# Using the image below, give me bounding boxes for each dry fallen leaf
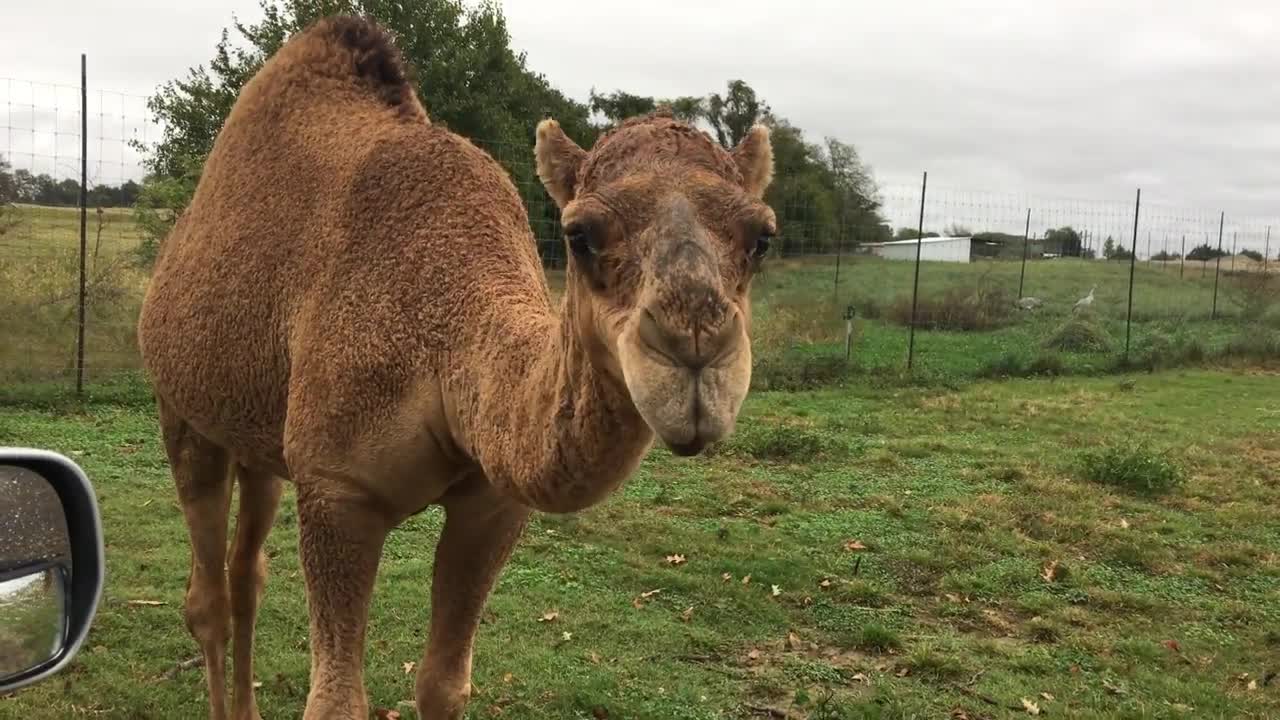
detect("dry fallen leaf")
[561,631,573,642]
[1162,639,1181,653]
[741,574,751,585]
[1102,679,1125,695]
[1021,698,1041,716]
[1040,560,1060,583]
[374,710,401,720]
[680,606,694,622]
[1119,518,1131,529]
[502,672,514,683]
[785,632,801,650]
[592,707,609,719]
[665,554,686,566]
[402,661,415,675]
[633,589,662,609]
[252,680,263,689]
[819,578,833,588]
[721,573,733,583]
[771,585,782,597]
[746,649,762,663]
[1170,703,1193,712]
[1040,692,1055,702]
[587,651,601,664]
[896,666,911,677]
[851,672,870,684]
[127,600,166,607]
[844,540,868,551]
[538,611,559,623]
[1247,679,1259,691]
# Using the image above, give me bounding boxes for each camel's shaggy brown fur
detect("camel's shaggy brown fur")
[138,15,774,720]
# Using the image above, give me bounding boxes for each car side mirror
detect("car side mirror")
[0,449,103,694]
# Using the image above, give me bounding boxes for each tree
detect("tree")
[1044,226,1082,257]
[134,0,597,263]
[0,155,15,203]
[589,89,656,126]
[562,79,885,255]
[895,227,939,240]
[1103,236,1135,260]
[1240,249,1264,262]
[1186,243,1228,261]
[657,96,706,124]
[706,80,768,148]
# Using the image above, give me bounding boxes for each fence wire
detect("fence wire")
[2,76,1277,393]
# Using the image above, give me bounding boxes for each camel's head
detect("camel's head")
[535,113,775,456]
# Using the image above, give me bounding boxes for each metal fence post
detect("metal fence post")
[1265,226,1271,275]
[1231,231,1237,272]
[1124,188,1140,362]
[1180,234,1185,279]
[833,224,843,304]
[1017,207,1030,299]
[76,53,88,397]
[1212,212,1224,319]
[907,170,927,371]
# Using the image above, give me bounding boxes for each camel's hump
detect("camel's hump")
[285,15,419,116]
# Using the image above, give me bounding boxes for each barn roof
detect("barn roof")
[861,236,972,248]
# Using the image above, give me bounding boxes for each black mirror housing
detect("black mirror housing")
[0,449,104,693]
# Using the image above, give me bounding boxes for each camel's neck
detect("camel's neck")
[452,284,654,513]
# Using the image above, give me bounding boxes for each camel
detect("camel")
[136,15,775,720]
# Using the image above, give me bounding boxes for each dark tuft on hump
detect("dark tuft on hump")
[315,15,416,113]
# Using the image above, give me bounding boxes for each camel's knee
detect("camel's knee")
[228,550,268,614]
[184,576,230,646]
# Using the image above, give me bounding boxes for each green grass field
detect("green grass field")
[6,205,1276,394]
[1,368,1277,718]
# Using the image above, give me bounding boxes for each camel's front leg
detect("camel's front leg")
[295,479,393,720]
[417,485,530,720]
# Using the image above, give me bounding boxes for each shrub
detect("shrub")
[885,284,1015,332]
[714,421,843,461]
[848,622,901,653]
[1227,273,1278,321]
[978,352,1025,378]
[1223,330,1280,360]
[1241,249,1264,262]
[1027,353,1066,376]
[751,354,851,392]
[1043,316,1112,353]
[1077,444,1185,495]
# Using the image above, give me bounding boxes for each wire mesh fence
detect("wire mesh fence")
[2,71,1278,395]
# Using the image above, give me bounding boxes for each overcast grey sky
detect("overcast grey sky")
[2,1,1277,248]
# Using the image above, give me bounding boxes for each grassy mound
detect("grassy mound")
[1043,315,1112,353]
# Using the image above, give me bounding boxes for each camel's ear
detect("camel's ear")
[535,119,587,208]
[731,124,774,199]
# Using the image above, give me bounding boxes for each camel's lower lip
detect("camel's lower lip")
[665,436,708,457]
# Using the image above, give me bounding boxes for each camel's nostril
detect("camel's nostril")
[639,307,739,370]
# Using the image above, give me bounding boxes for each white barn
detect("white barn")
[862,236,973,263]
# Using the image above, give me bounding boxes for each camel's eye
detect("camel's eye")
[752,232,773,259]
[565,225,596,259]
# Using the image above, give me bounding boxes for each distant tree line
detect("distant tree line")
[0,155,141,207]
[129,0,888,264]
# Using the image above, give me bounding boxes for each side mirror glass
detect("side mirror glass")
[0,451,103,693]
